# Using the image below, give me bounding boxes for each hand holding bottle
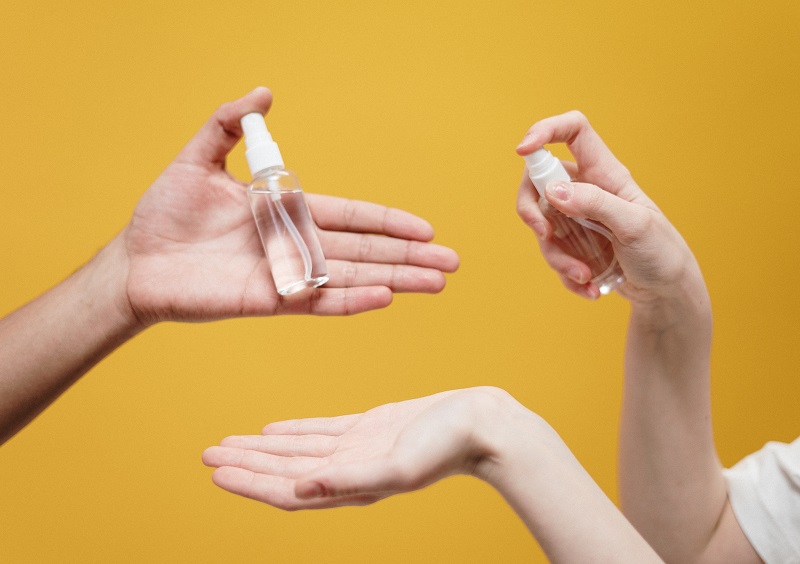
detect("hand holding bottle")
[0,88,459,444]
[122,87,459,326]
[516,111,704,307]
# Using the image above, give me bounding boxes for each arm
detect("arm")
[0,237,137,444]
[203,387,663,563]
[0,87,459,446]
[515,112,759,563]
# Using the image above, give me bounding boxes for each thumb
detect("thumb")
[176,86,273,169]
[295,458,408,500]
[545,180,649,245]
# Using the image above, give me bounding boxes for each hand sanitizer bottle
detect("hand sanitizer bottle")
[523,148,624,295]
[241,113,329,295]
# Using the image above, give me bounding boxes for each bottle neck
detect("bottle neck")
[246,145,284,177]
[252,164,286,178]
[525,150,570,197]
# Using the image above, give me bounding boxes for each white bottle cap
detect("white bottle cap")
[241,112,284,176]
[523,148,570,198]
[522,148,550,172]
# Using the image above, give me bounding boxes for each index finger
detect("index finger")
[307,194,436,242]
[262,413,361,436]
[516,110,633,194]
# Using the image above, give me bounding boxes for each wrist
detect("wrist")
[628,263,712,335]
[624,261,713,390]
[80,232,145,338]
[466,388,559,489]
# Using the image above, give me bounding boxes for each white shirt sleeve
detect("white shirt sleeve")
[723,437,800,564]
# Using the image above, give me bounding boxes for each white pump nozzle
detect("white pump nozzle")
[523,148,571,198]
[241,112,284,176]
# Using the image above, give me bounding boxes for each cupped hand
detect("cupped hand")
[202,387,512,510]
[516,111,703,304]
[118,88,459,327]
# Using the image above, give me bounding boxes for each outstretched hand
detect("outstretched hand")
[120,87,459,327]
[516,111,702,304]
[202,388,510,510]
[202,388,665,563]
[0,88,458,445]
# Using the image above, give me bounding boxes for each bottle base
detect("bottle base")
[593,269,625,295]
[277,275,330,296]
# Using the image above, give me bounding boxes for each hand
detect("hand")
[118,87,459,327]
[202,388,664,562]
[202,387,513,510]
[515,111,703,305]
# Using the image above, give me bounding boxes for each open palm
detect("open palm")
[203,388,500,510]
[120,88,459,326]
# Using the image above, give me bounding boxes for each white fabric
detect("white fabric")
[724,437,800,564]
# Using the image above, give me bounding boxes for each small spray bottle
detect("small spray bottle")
[241,113,329,295]
[523,148,624,295]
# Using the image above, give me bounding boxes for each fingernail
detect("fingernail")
[532,222,547,240]
[567,266,585,283]
[546,181,573,201]
[516,133,534,151]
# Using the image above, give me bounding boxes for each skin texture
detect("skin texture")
[203,386,664,563]
[0,87,460,446]
[516,111,761,563]
[205,111,766,563]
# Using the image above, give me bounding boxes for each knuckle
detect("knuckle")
[308,287,325,314]
[616,209,655,247]
[403,240,415,264]
[343,198,358,229]
[380,205,392,233]
[516,200,539,225]
[214,101,233,121]
[611,167,634,188]
[390,264,400,290]
[358,235,373,261]
[342,263,358,286]
[342,288,357,316]
[566,109,589,126]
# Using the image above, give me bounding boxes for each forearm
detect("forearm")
[477,396,662,563]
[619,275,723,562]
[0,234,140,445]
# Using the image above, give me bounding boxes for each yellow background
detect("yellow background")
[1,1,798,562]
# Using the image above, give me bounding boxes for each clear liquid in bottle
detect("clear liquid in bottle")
[538,199,624,294]
[248,184,328,295]
[240,112,329,296]
[524,147,625,295]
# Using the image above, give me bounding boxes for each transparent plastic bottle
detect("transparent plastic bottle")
[523,148,624,295]
[241,113,328,295]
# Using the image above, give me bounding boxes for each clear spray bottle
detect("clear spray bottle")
[241,113,329,295]
[523,148,624,295]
